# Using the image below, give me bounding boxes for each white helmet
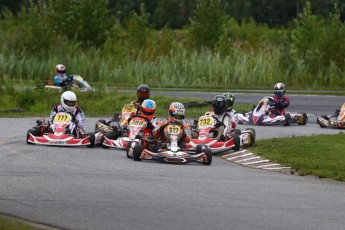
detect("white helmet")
[56,64,66,75]
[61,91,77,113]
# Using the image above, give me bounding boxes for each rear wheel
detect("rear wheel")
[202,148,212,165]
[133,144,144,161]
[231,135,241,151]
[297,113,308,125]
[103,131,118,140]
[87,133,95,148]
[245,128,256,147]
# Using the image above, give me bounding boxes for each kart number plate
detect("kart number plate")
[198,116,214,126]
[122,104,136,113]
[129,119,145,126]
[166,125,181,134]
[53,113,72,123]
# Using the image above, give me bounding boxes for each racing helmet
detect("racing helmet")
[61,91,77,113]
[140,99,156,120]
[212,95,227,115]
[274,83,286,98]
[137,84,150,103]
[56,64,66,75]
[222,92,235,110]
[168,102,186,124]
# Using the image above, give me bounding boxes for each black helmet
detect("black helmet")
[274,83,286,98]
[137,84,150,102]
[222,93,235,110]
[212,95,227,115]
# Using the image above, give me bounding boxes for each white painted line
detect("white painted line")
[265,167,291,170]
[222,150,248,158]
[234,156,261,163]
[242,159,270,165]
[254,163,281,168]
[226,153,253,161]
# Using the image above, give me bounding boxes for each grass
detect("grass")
[0,88,253,118]
[250,134,345,181]
[0,214,47,230]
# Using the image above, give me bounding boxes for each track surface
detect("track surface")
[0,93,345,230]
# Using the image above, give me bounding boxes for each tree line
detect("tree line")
[1,0,345,29]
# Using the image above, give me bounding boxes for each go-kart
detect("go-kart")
[102,115,148,150]
[237,96,308,126]
[44,75,95,92]
[187,114,255,154]
[26,112,95,147]
[127,123,212,165]
[317,103,345,129]
[94,103,136,146]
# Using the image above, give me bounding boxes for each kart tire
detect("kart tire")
[231,135,241,151]
[297,112,308,125]
[245,128,256,139]
[133,144,144,161]
[26,127,40,144]
[202,148,212,165]
[103,131,118,140]
[196,145,206,154]
[283,114,291,126]
[126,142,133,158]
[234,129,241,135]
[87,132,95,148]
[97,119,107,125]
[317,116,329,128]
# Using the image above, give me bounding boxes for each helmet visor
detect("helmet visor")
[142,109,154,116]
[58,70,66,74]
[137,91,150,99]
[173,114,185,120]
[64,100,76,107]
[275,90,284,97]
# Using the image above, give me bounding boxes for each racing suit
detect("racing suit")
[153,120,191,148]
[53,74,68,87]
[127,114,157,148]
[207,109,238,140]
[49,104,86,135]
[271,95,290,116]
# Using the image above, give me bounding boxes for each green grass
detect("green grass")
[0,88,253,118]
[250,134,345,181]
[0,214,45,230]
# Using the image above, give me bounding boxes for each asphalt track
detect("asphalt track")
[0,92,345,230]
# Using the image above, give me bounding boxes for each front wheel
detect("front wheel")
[231,135,241,151]
[283,114,291,126]
[202,148,212,165]
[126,142,133,158]
[87,132,95,148]
[133,144,144,161]
[26,126,41,144]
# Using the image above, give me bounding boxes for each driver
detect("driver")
[49,91,85,137]
[54,64,69,87]
[271,82,290,116]
[127,99,157,148]
[206,95,238,141]
[153,102,191,148]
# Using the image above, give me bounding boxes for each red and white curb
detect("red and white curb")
[222,149,293,173]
